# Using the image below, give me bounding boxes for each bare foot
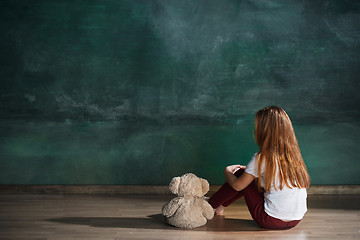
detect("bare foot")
[214,205,224,215]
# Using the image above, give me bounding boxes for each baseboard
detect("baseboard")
[0,185,359,195]
[0,185,169,195]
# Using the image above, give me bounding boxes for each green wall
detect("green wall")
[0,0,359,185]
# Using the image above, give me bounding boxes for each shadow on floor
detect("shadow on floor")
[48,214,264,232]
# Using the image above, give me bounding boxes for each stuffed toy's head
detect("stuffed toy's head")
[169,173,209,197]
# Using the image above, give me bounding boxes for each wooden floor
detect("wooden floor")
[0,194,359,240]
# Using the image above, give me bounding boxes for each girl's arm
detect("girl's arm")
[224,165,255,191]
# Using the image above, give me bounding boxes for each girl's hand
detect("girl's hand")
[225,165,246,174]
[223,164,254,191]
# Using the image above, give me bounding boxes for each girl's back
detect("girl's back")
[245,153,307,221]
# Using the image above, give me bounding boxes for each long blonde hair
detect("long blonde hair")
[255,106,310,191]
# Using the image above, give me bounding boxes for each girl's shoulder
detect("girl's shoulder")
[247,153,258,165]
[251,152,260,163]
[245,153,261,177]
[252,152,260,159]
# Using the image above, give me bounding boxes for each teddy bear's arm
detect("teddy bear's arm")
[202,200,215,220]
[162,197,182,217]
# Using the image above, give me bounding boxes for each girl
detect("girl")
[208,106,310,230]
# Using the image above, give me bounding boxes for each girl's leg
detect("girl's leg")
[208,169,245,209]
[222,169,245,206]
[207,183,241,209]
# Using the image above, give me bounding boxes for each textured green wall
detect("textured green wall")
[0,0,359,185]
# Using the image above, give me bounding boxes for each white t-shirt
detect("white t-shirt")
[245,153,307,221]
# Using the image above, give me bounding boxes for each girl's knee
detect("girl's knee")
[234,168,245,177]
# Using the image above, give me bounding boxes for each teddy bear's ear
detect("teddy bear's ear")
[169,176,181,195]
[200,178,209,195]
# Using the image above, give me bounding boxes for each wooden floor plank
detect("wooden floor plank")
[0,194,359,239]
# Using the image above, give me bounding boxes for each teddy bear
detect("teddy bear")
[161,173,214,229]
